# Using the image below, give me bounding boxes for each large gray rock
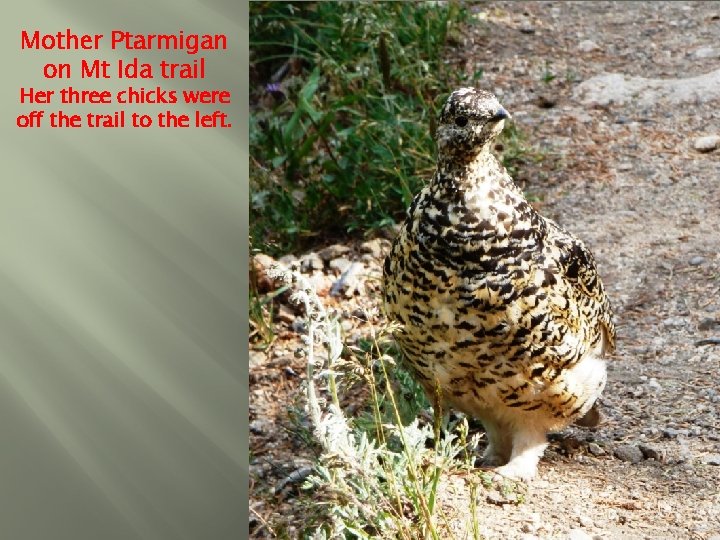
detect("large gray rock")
[573,69,720,107]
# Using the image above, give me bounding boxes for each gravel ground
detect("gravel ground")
[250,2,720,538]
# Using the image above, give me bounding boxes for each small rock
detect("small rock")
[662,316,685,329]
[329,257,352,274]
[317,244,351,261]
[249,419,268,435]
[250,349,267,369]
[330,261,365,297]
[536,95,557,108]
[577,515,594,528]
[486,492,506,505]
[360,238,390,259]
[340,319,354,333]
[638,444,662,461]
[688,255,706,266]
[284,366,298,378]
[519,19,535,34]
[646,378,662,392]
[276,304,296,325]
[307,272,332,296]
[486,491,517,505]
[300,252,324,272]
[278,254,297,267]
[698,318,719,331]
[701,453,720,465]
[567,529,593,540]
[663,427,690,438]
[577,39,599,53]
[691,46,719,59]
[693,135,720,153]
[617,162,633,171]
[587,442,605,456]
[614,444,644,464]
[291,319,307,334]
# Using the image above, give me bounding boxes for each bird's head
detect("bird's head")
[435,88,510,162]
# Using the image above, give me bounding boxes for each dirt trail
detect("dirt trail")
[451,2,720,538]
[250,2,720,538]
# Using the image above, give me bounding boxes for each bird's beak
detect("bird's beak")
[492,107,511,122]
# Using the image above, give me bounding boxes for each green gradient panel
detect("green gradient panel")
[1,1,247,539]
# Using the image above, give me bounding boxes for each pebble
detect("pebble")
[250,349,267,369]
[250,419,269,435]
[577,515,594,528]
[291,319,307,334]
[638,444,662,461]
[317,244,351,261]
[614,444,644,463]
[329,257,352,274]
[486,491,518,505]
[300,252,324,272]
[691,46,719,59]
[307,272,333,296]
[276,304,296,324]
[662,316,685,329]
[663,427,690,438]
[701,453,720,465]
[519,19,536,34]
[360,238,390,259]
[693,135,720,153]
[330,261,365,297]
[536,95,557,108]
[278,254,297,267]
[567,528,593,540]
[578,39,599,52]
[588,442,605,456]
[698,318,719,331]
[688,255,706,266]
[340,319,354,333]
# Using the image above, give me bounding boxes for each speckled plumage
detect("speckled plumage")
[383,88,616,480]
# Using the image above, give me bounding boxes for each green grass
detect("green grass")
[250,1,468,255]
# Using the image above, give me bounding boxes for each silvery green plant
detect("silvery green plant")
[267,264,484,538]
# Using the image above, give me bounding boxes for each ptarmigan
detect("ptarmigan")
[383,88,615,480]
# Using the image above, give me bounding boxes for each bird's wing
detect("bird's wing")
[545,219,617,355]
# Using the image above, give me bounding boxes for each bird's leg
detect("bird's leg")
[481,420,513,466]
[494,427,548,481]
[574,401,602,427]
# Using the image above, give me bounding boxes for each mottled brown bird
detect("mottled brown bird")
[383,88,615,480]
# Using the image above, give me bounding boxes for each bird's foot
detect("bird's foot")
[492,460,538,482]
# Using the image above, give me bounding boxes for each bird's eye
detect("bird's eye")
[455,116,468,127]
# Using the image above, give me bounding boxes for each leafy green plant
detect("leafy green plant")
[250,2,468,254]
[541,60,556,84]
